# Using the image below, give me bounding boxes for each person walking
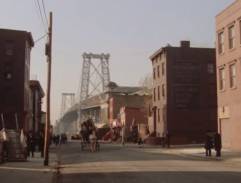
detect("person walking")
[27,132,36,158]
[214,133,222,157]
[204,134,213,157]
[39,132,44,157]
[165,132,170,148]
[81,122,88,143]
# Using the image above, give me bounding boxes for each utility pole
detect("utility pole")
[44,11,53,166]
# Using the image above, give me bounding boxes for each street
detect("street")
[57,142,241,183]
[0,152,56,183]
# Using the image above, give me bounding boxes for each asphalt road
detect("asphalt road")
[0,152,55,183]
[57,141,241,183]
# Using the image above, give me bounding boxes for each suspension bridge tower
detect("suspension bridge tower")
[79,53,110,101]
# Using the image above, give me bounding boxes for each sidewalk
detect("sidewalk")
[161,146,241,162]
[151,145,241,163]
[0,151,57,183]
[124,143,241,163]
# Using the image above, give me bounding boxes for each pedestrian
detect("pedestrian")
[204,133,213,157]
[214,133,222,157]
[56,134,60,145]
[89,130,97,152]
[81,122,89,143]
[20,129,27,159]
[165,132,170,148]
[64,133,67,144]
[39,132,44,157]
[1,128,9,162]
[27,132,36,158]
[137,137,143,148]
[60,134,64,144]
[130,121,138,143]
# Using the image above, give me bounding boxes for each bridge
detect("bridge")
[55,52,111,134]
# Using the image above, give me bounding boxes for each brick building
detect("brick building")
[120,107,148,140]
[216,0,241,150]
[57,82,152,134]
[150,41,217,144]
[109,91,151,125]
[0,29,34,130]
[29,80,45,135]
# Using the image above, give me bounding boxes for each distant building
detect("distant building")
[120,107,148,140]
[216,0,241,150]
[0,29,34,130]
[58,82,152,134]
[28,80,45,135]
[150,41,217,144]
[107,83,151,125]
[81,82,151,126]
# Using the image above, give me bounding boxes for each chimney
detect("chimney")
[180,41,190,48]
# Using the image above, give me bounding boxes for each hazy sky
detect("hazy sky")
[0,0,234,124]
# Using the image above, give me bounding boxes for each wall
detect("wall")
[216,0,241,150]
[109,94,151,124]
[0,29,33,130]
[150,44,217,144]
[120,107,148,139]
[167,47,217,144]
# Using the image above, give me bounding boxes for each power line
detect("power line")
[36,0,48,26]
[41,0,48,25]
[34,33,47,44]
[34,0,47,32]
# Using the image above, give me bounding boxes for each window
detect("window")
[218,31,224,54]
[228,25,235,49]
[162,84,165,97]
[4,72,13,80]
[158,86,160,100]
[158,108,160,122]
[153,88,156,101]
[161,63,165,75]
[230,63,236,88]
[5,41,14,56]
[219,68,225,90]
[153,68,156,79]
[239,20,241,44]
[157,65,160,78]
[207,64,214,74]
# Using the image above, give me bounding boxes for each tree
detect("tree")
[138,73,153,90]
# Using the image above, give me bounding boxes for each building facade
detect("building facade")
[109,94,151,124]
[0,29,34,130]
[120,107,148,140]
[216,0,241,150]
[150,41,217,144]
[57,82,152,134]
[29,80,45,135]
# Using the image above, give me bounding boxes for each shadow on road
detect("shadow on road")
[59,171,241,183]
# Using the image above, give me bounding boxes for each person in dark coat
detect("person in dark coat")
[204,134,213,156]
[214,133,222,157]
[165,132,170,148]
[27,132,36,158]
[81,122,89,143]
[39,132,44,157]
